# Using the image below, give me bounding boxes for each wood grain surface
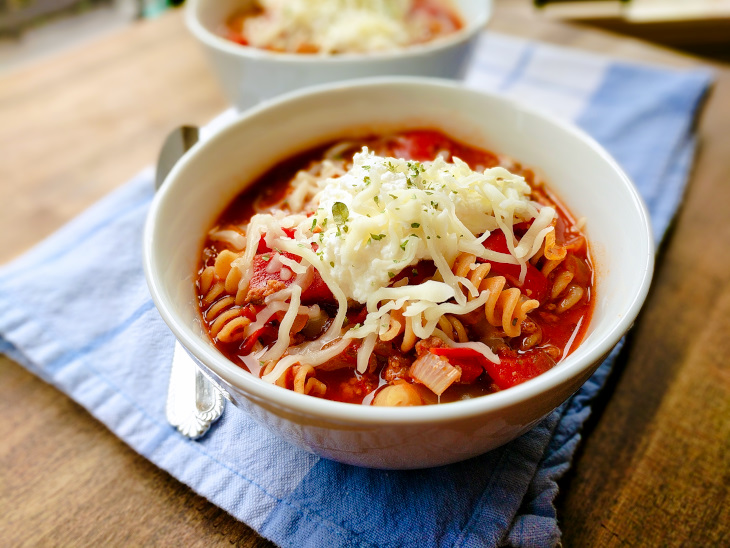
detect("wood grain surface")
[1,3,728,547]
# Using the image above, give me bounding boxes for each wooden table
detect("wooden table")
[1,4,728,547]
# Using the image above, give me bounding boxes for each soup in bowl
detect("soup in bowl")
[186,0,491,110]
[143,78,653,469]
[223,0,465,54]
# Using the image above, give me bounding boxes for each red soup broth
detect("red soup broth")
[196,129,595,405]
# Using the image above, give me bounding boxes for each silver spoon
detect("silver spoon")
[156,126,226,439]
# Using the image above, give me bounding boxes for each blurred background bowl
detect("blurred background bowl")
[143,77,653,469]
[185,0,492,110]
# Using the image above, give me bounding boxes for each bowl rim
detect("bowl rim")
[143,76,654,426]
[185,0,492,63]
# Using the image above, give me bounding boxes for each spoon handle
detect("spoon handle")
[156,125,227,439]
[165,341,226,439]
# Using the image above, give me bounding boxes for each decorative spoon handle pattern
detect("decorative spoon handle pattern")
[156,125,226,439]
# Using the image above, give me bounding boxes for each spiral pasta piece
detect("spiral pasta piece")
[261,360,290,387]
[200,262,252,343]
[206,296,235,322]
[532,226,569,277]
[543,228,567,261]
[401,314,418,352]
[377,305,419,352]
[541,258,564,278]
[532,235,589,313]
[380,308,404,342]
[437,315,468,342]
[214,250,238,279]
[215,313,251,343]
[292,364,327,397]
[551,270,574,299]
[200,266,215,294]
[453,253,539,338]
[519,317,542,350]
[453,253,492,300]
[556,284,584,313]
[483,278,538,337]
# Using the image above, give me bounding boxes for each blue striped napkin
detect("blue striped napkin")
[0,34,711,547]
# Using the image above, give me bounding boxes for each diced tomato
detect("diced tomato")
[390,130,452,162]
[256,238,267,254]
[430,346,555,389]
[429,347,485,384]
[481,231,548,302]
[483,230,511,254]
[485,348,555,389]
[456,360,483,384]
[251,227,335,303]
[248,251,335,304]
[241,304,258,322]
[249,251,299,287]
[301,272,334,303]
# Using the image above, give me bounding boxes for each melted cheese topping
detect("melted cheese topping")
[233,149,558,378]
[242,0,426,54]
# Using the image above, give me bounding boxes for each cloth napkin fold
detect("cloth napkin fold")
[0,34,711,547]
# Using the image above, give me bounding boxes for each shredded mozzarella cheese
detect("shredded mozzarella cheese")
[241,0,424,54]
[306,150,553,304]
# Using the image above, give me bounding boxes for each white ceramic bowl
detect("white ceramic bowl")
[186,0,491,110]
[143,78,654,469]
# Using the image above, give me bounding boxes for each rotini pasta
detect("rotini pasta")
[292,364,327,397]
[452,252,539,338]
[198,264,252,343]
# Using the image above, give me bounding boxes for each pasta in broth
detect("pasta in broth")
[196,130,595,406]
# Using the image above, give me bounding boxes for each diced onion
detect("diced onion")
[409,353,461,396]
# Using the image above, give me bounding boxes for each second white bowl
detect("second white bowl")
[186,0,492,110]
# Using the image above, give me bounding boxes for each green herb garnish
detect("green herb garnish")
[332,202,349,226]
